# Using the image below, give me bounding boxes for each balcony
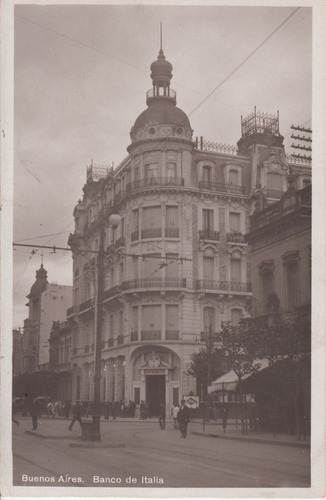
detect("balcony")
[126,177,184,193]
[141,228,162,239]
[226,232,246,243]
[198,180,245,195]
[131,230,139,242]
[121,277,187,291]
[199,229,220,241]
[103,284,121,301]
[108,338,114,347]
[165,227,179,238]
[166,330,179,340]
[79,298,94,313]
[196,280,251,293]
[146,87,177,104]
[141,330,161,341]
[130,331,138,342]
[54,362,71,373]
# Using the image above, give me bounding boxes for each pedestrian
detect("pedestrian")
[221,406,228,433]
[30,399,40,430]
[65,401,71,419]
[69,400,83,430]
[177,400,190,439]
[171,404,179,429]
[158,403,166,429]
[140,400,145,420]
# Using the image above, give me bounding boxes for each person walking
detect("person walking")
[158,403,166,430]
[68,400,83,430]
[222,406,229,433]
[171,404,179,429]
[177,400,190,439]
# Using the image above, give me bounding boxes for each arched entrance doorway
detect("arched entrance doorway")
[130,347,181,416]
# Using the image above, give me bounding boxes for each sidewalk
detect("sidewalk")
[15,415,310,448]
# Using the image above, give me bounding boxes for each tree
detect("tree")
[186,346,225,400]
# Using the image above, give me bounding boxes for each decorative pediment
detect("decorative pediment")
[140,350,171,369]
[259,158,288,175]
[258,259,274,274]
[282,250,299,265]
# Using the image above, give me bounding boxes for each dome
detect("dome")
[28,264,48,298]
[133,99,191,131]
[150,49,173,85]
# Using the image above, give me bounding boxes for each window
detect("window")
[131,306,139,332]
[203,256,214,281]
[231,258,241,282]
[142,254,161,279]
[231,308,242,326]
[286,262,300,310]
[142,206,161,228]
[166,305,179,339]
[302,178,311,188]
[267,173,283,198]
[167,162,176,180]
[142,305,161,340]
[166,254,179,278]
[166,206,178,227]
[203,209,214,231]
[261,270,274,313]
[202,166,212,183]
[134,167,140,183]
[229,169,239,185]
[109,314,114,339]
[229,212,241,232]
[145,163,159,182]
[131,209,139,240]
[119,311,123,333]
[203,307,215,333]
[132,256,138,280]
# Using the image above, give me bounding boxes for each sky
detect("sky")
[12,3,313,327]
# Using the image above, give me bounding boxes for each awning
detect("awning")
[207,358,271,394]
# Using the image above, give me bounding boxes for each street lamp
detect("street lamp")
[92,212,121,441]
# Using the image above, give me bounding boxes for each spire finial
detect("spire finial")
[160,22,162,51]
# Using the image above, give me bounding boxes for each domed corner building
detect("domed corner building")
[67,47,311,415]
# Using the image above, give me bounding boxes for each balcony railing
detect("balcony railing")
[226,232,246,243]
[199,180,245,195]
[141,330,161,341]
[130,331,138,342]
[79,298,94,312]
[196,280,251,293]
[126,177,184,192]
[165,227,179,238]
[122,277,186,291]
[141,228,162,239]
[103,284,121,300]
[199,229,220,241]
[166,330,179,340]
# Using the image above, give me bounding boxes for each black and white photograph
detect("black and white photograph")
[1,0,326,498]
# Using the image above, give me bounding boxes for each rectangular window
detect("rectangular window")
[229,212,241,232]
[203,256,214,281]
[131,306,139,332]
[132,209,139,231]
[202,166,212,183]
[166,206,178,227]
[109,314,114,339]
[142,206,161,228]
[261,271,273,312]
[145,163,159,181]
[132,256,138,279]
[173,387,179,406]
[119,311,123,333]
[229,169,240,185]
[166,305,179,340]
[203,307,215,333]
[286,263,299,310]
[203,209,214,231]
[167,162,176,180]
[231,308,242,326]
[142,254,161,278]
[231,258,241,282]
[142,305,161,340]
[134,167,140,183]
[166,253,179,278]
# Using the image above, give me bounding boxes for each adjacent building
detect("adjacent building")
[66,47,311,414]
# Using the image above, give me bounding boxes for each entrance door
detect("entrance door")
[146,375,165,416]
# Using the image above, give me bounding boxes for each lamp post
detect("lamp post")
[92,213,121,441]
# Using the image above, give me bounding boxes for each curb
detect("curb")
[69,442,125,449]
[25,430,80,440]
[192,431,310,449]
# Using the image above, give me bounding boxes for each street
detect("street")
[11,416,310,489]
